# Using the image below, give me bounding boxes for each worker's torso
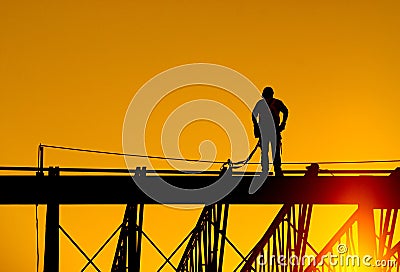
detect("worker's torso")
[254,98,282,130]
[267,98,282,127]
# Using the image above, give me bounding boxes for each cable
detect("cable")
[246,159,400,165]
[40,144,226,164]
[229,140,261,169]
[315,159,400,165]
[35,204,39,272]
[321,169,335,176]
[39,144,400,167]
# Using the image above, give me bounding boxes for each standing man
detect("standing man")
[252,86,288,176]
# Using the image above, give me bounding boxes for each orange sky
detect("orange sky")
[1,0,400,271]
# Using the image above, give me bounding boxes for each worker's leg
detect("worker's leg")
[273,133,283,176]
[260,139,270,173]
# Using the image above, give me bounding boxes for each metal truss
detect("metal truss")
[236,203,313,272]
[304,208,399,272]
[20,157,400,272]
[176,204,230,272]
[43,203,128,272]
[377,209,398,272]
[378,209,398,259]
[383,241,400,272]
[112,203,144,272]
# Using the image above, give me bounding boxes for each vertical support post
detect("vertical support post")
[128,203,144,272]
[136,204,144,272]
[217,204,229,272]
[111,219,128,272]
[128,204,137,272]
[358,204,376,260]
[36,144,44,177]
[43,203,59,272]
[43,166,60,272]
[211,204,222,272]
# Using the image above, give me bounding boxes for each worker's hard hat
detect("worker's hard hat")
[262,86,274,98]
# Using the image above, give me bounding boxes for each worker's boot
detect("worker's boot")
[274,167,284,177]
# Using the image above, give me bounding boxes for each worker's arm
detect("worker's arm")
[252,114,257,127]
[252,107,260,138]
[279,102,289,131]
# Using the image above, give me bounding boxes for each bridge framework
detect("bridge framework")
[1,165,400,271]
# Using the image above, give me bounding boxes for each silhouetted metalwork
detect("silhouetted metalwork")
[378,209,398,261]
[1,159,400,272]
[112,203,144,272]
[43,203,59,272]
[383,241,400,272]
[43,167,60,272]
[304,208,398,272]
[236,204,313,272]
[177,204,229,272]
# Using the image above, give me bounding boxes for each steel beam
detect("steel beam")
[1,175,400,206]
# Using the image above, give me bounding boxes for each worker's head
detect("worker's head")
[262,86,274,99]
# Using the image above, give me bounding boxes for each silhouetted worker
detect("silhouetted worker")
[252,86,288,176]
